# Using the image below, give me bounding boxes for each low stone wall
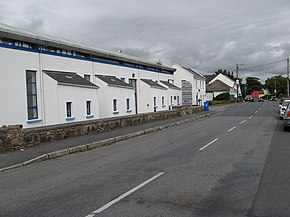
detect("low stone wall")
[0,125,24,153]
[0,105,203,153]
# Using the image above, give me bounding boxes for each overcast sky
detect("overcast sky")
[0,0,289,82]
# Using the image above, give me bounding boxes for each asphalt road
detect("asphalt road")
[1,101,290,217]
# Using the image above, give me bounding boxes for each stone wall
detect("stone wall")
[0,125,24,153]
[0,105,203,153]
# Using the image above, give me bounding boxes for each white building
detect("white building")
[139,79,168,113]
[172,64,206,105]
[0,23,177,128]
[159,81,182,108]
[95,75,135,118]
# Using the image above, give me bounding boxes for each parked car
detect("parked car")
[279,99,290,120]
[283,104,290,131]
[245,95,254,102]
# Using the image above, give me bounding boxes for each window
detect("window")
[162,96,165,107]
[177,96,180,105]
[153,97,157,107]
[84,74,91,82]
[26,70,38,120]
[171,96,173,105]
[66,102,72,117]
[126,99,130,110]
[113,99,118,113]
[86,101,91,115]
[121,78,125,82]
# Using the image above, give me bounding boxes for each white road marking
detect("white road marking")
[259,108,262,110]
[199,138,219,151]
[227,126,236,132]
[85,172,165,217]
[255,111,258,114]
[240,120,246,124]
[249,115,253,119]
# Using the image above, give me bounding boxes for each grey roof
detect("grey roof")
[182,67,205,80]
[160,81,181,90]
[44,71,99,89]
[206,80,231,92]
[0,23,175,73]
[141,79,167,90]
[204,75,216,84]
[96,75,133,89]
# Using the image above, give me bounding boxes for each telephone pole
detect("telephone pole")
[236,64,243,102]
[287,58,289,98]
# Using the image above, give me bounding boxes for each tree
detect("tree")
[264,75,288,97]
[246,77,262,95]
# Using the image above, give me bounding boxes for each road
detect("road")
[1,101,290,217]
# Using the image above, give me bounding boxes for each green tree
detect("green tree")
[264,75,288,97]
[246,77,262,95]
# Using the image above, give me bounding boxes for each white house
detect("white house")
[172,64,206,105]
[139,79,168,113]
[0,23,179,128]
[159,80,182,108]
[95,75,135,118]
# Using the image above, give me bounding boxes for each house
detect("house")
[205,80,232,101]
[43,71,100,125]
[204,73,242,100]
[172,64,206,105]
[140,79,168,113]
[159,80,182,108]
[95,75,135,118]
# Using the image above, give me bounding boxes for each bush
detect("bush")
[215,92,230,101]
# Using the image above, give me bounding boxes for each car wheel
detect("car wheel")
[284,124,289,131]
[280,116,283,120]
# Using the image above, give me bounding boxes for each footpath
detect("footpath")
[0,108,224,172]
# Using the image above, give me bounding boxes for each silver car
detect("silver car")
[283,104,290,131]
[280,99,290,120]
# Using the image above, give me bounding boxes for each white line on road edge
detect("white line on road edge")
[199,138,219,151]
[249,115,253,119]
[255,111,258,114]
[240,120,246,124]
[227,126,236,132]
[85,172,165,217]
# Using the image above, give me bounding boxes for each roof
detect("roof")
[182,67,205,80]
[160,81,181,90]
[141,79,167,90]
[204,75,216,84]
[44,71,99,89]
[0,23,175,73]
[206,80,231,92]
[95,75,133,89]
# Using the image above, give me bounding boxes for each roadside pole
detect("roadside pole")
[287,58,289,98]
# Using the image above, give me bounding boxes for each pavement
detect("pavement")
[0,106,227,172]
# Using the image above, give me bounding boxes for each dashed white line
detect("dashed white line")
[249,115,253,119]
[240,120,246,124]
[255,111,258,114]
[199,138,219,151]
[85,172,164,217]
[227,126,237,132]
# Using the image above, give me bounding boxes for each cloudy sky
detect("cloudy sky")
[0,0,289,82]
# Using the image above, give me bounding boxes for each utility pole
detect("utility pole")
[236,64,243,102]
[287,58,289,98]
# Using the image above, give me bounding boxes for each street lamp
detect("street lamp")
[236,64,243,102]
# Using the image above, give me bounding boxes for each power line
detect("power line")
[240,59,287,71]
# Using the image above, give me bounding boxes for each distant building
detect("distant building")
[172,64,206,105]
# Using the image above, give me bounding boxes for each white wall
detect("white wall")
[43,73,99,125]
[94,78,135,118]
[0,47,43,128]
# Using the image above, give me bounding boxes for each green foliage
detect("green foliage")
[264,75,288,97]
[209,100,233,106]
[215,92,230,100]
[246,77,262,95]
